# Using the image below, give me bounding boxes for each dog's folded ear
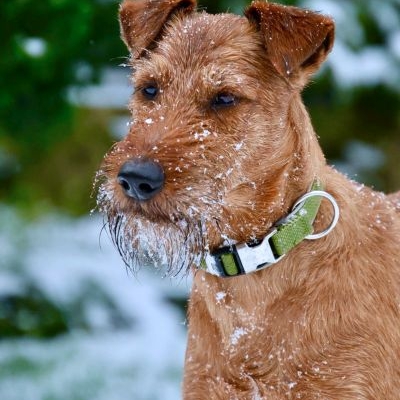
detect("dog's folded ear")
[119,0,196,58]
[245,1,334,83]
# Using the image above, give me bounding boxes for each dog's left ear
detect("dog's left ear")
[245,1,334,83]
[119,0,197,58]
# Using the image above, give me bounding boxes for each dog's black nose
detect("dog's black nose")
[117,159,165,201]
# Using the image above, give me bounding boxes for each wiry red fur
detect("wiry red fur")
[97,1,400,398]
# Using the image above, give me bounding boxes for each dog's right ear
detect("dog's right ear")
[119,0,197,58]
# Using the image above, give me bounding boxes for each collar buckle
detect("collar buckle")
[203,229,284,277]
[201,180,340,278]
[236,229,285,272]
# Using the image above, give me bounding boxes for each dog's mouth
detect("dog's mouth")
[96,178,207,275]
[109,212,205,276]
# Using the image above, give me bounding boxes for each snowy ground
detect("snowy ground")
[0,207,190,400]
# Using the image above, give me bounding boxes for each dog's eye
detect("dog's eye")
[141,85,158,100]
[212,93,237,108]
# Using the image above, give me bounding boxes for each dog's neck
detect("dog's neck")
[194,164,395,306]
[202,179,340,277]
[191,169,348,333]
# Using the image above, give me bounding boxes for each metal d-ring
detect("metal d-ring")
[291,190,340,240]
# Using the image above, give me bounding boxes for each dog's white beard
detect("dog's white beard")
[108,213,204,276]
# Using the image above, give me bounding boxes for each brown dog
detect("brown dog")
[97,0,400,398]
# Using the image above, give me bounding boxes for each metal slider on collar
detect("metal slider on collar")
[203,229,284,277]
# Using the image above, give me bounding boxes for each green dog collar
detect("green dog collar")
[202,180,339,277]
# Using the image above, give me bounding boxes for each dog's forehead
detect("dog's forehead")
[154,12,262,73]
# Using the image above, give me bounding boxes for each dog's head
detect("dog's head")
[97,0,334,274]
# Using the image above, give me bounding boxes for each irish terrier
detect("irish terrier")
[97,0,400,398]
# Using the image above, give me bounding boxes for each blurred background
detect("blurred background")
[1,0,399,399]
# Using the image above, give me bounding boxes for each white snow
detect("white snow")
[230,327,248,346]
[216,291,227,302]
[389,31,400,60]
[288,381,297,390]
[21,37,47,58]
[234,141,244,151]
[0,207,190,400]
[68,68,132,109]
[334,140,385,179]
[301,0,400,91]
[328,42,398,88]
